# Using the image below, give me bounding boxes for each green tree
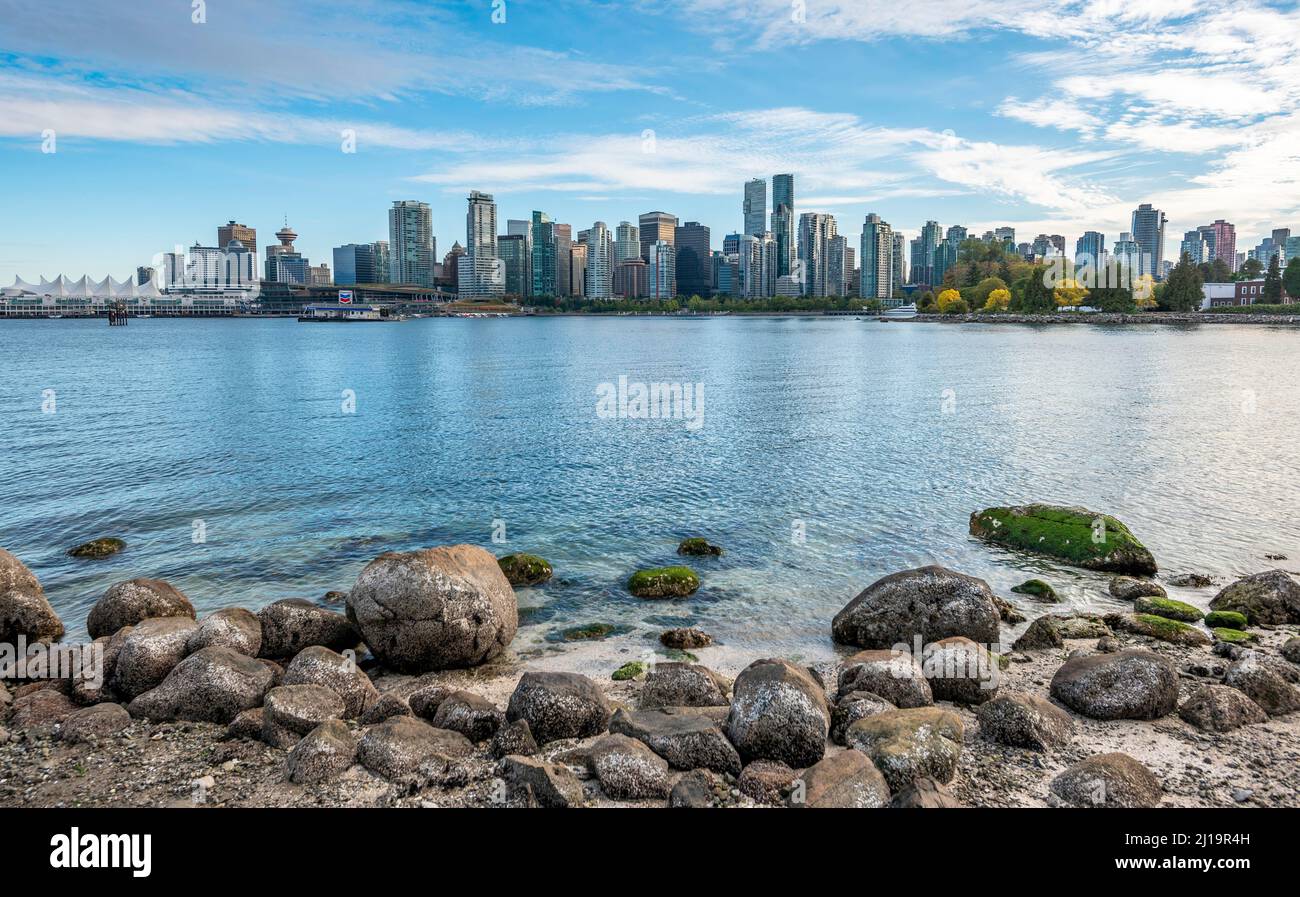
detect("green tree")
[1283,256,1300,300]
[1162,252,1204,312]
[1239,257,1263,279]
[1014,266,1055,313]
[1263,254,1283,304]
[1090,286,1136,313]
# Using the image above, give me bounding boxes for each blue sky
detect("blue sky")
[2,0,1298,279]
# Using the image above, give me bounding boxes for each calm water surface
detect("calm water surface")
[2,316,1297,658]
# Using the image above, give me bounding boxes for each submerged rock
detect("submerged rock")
[497,553,553,587]
[1010,579,1058,602]
[726,658,828,768]
[0,548,64,644]
[1167,572,1215,588]
[660,627,713,650]
[831,565,1000,650]
[992,596,1026,624]
[969,504,1156,575]
[67,537,126,559]
[1049,650,1179,720]
[347,545,516,672]
[1209,570,1300,625]
[677,538,723,557]
[1050,753,1162,808]
[88,578,195,640]
[626,566,700,599]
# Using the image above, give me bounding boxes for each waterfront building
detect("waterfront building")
[1197,220,1237,272]
[735,234,763,298]
[498,233,529,298]
[638,212,677,258]
[506,219,532,298]
[797,212,837,297]
[1076,231,1105,267]
[554,223,573,297]
[136,266,155,286]
[568,241,587,297]
[891,231,906,293]
[827,234,848,297]
[264,222,309,284]
[614,257,648,298]
[458,190,503,299]
[674,221,711,297]
[1113,232,1141,278]
[217,221,257,257]
[615,222,640,265]
[743,178,767,236]
[1131,203,1167,279]
[531,212,556,297]
[439,242,465,291]
[648,240,676,300]
[388,200,436,287]
[583,221,613,300]
[1180,230,1209,265]
[910,220,942,286]
[1286,235,1300,266]
[333,243,387,285]
[308,263,332,285]
[860,213,894,301]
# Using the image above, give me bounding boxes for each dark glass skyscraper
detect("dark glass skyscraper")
[530,211,556,297]
[674,221,711,297]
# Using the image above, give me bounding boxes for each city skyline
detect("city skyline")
[2,0,1298,278]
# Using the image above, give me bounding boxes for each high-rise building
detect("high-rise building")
[506,219,532,298]
[583,221,613,300]
[308,263,332,285]
[639,212,677,293]
[615,222,640,265]
[217,221,257,257]
[772,174,794,215]
[770,173,795,278]
[554,223,573,297]
[1285,235,1300,267]
[264,222,309,283]
[498,233,529,298]
[1113,232,1140,276]
[333,243,384,285]
[735,234,763,298]
[827,235,848,297]
[370,241,389,284]
[797,212,837,297]
[910,220,942,286]
[459,191,502,299]
[648,240,676,300]
[891,231,906,293]
[388,200,435,286]
[568,241,587,297]
[859,213,894,301]
[440,242,465,290]
[1180,230,1209,265]
[531,212,556,297]
[674,221,711,297]
[1075,231,1105,266]
[1131,203,1167,279]
[1197,220,1237,272]
[614,257,648,298]
[743,178,767,237]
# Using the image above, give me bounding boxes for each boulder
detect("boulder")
[1210,570,1300,625]
[836,650,932,707]
[7,688,75,732]
[890,777,962,808]
[845,707,964,792]
[677,538,723,557]
[1052,614,1113,639]
[969,504,1157,575]
[67,537,126,559]
[126,645,274,723]
[263,684,345,748]
[737,759,797,805]
[1105,612,1210,646]
[408,684,452,720]
[60,703,131,744]
[497,553,553,587]
[921,636,999,705]
[283,646,378,718]
[186,607,261,657]
[659,627,713,650]
[832,566,1000,650]
[1109,577,1166,601]
[626,566,700,599]
[357,716,473,781]
[726,658,828,768]
[1204,610,1248,631]
[1167,573,1215,588]
[976,691,1074,750]
[490,718,538,759]
[87,578,194,640]
[1012,616,1063,652]
[432,690,503,742]
[992,596,1026,624]
[830,691,895,745]
[1050,753,1162,808]
[347,545,516,672]
[505,672,611,744]
[1282,637,1300,665]
[610,708,742,775]
[1178,684,1268,732]
[788,750,891,808]
[1049,650,1179,720]
[1133,596,1202,623]
[1224,654,1300,715]
[358,693,412,725]
[586,733,671,799]
[226,707,265,740]
[497,755,585,808]
[639,663,729,709]
[0,548,64,644]
[258,599,357,659]
[285,719,358,784]
[110,617,198,701]
[1011,579,1058,602]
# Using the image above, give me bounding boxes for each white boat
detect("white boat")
[879,303,918,320]
[47,314,63,319]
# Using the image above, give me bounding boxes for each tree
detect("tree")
[983,288,1011,312]
[1090,286,1135,313]
[937,288,964,313]
[1053,279,1090,308]
[1162,252,1204,312]
[1015,266,1055,313]
[1239,257,1263,279]
[1261,254,1283,304]
[970,276,1008,308]
[1283,257,1300,301]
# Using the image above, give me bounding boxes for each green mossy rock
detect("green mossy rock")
[1010,579,1058,602]
[970,505,1156,575]
[1204,610,1247,630]
[68,537,126,559]
[1134,596,1203,623]
[677,538,723,557]
[498,554,553,587]
[1211,627,1256,644]
[612,661,646,681]
[561,623,616,642]
[627,566,700,599]
[1107,612,1210,646]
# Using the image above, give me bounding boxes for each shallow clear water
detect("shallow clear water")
[2,316,1297,659]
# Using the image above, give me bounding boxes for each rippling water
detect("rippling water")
[2,316,1297,659]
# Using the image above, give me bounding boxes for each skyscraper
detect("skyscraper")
[332,243,386,285]
[507,219,532,298]
[460,190,503,299]
[554,223,573,297]
[797,212,837,297]
[1180,230,1209,265]
[772,174,794,214]
[1197,220,1237,272]
[388,200,435,286]
[498,234,529,297]
[743,178,766,237]
[264,221,309,283]
[1131,203,1167,279]
[771,173,795,278]
[674,221,711,297]
[827,234,848,297]
[584,221,613,300]
[891,231,906,294]
[910,220,942,286]
[648,241,676,300]
[1075,231,1105,265]
[860,213,894,301]
[217,221,257,257]
[639,212,677,294]
[531,211,556,297]
[615,222,640,265]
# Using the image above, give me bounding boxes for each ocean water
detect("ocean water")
[2,315,1297,660]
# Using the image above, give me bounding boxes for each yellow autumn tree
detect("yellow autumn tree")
[983,288,1011,312]
[937,289,964,313]
[1053,278,1090,308]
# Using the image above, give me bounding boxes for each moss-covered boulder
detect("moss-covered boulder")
[1209,570,1300,625]
[1133,596,1202,623]
[612,661,646,681]
[627,566,699,599]
[497,553,553,587]
[1204,610,1247,630]
[1211,627,1256,644]
[1105,612,1210,646]
[1010,579,1058,602]
[68,537,126,559]
[970,504,1156,575]
[677,538,723,557]
[560,622,615,642]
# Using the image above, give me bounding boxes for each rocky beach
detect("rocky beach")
[2,505,1298,810]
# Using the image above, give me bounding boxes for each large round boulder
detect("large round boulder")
[126,646,275,723]
[286,719,358,785]
[110,617,198,701]
[788,749,891,809]
[347,545,516,672]
[832,566,1000,650]
[1178,684,1268,732]
[725,658,828,768]
[87,578,194,640]
[263,684,345,748]
[920,636,999,705]
[431,690,504,742]
[1209,570,1300,625]
[969,504,1156,575]
[1050,753,1162,808]
[186,607,261,657]
[610,708,742,776]
[639,663,729,709]
[836,650,932,707]
[357,716,473,783]
[258,599,357,659]
[506,671,611,744]
[976,691,1074,750]
[586,733,671,799]
[1049,650,1178,720]
[0,548,64,644]
[845,706,964,792]
[830,691,895,745]
[282,646,378,719]
[1224,653,1300,716]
